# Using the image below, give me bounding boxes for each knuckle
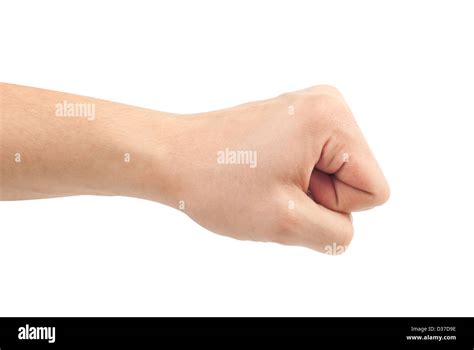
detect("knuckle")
[310,84,342,96]
[340,221,354,248]
[323,218,354,255]
[299,88,347,128]
[281,85,347,128]
[270,201,300,246]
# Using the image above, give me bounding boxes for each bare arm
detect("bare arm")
[0,83,389,253]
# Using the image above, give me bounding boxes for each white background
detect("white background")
[1,0,473,316]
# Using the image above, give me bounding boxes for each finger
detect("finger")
[311,100,390,212]
[276,189,353,254]
[309,168,379,212]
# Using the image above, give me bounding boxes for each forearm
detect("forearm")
[0,83,177,204]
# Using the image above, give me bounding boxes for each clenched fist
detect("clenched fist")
[157,85,389,253]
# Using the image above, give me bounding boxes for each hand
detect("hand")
[156,86,389,253]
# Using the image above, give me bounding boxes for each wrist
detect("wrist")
[95,108,180,205]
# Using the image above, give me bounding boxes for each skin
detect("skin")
[0,83,389,253]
